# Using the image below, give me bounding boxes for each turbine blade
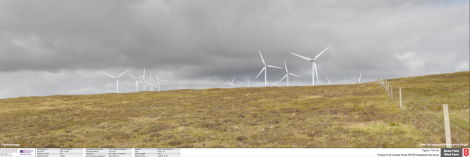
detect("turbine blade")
[284,60,288,72]
[128,73,136,79]
[103,72,115,78]
[291,52,312,61]
[155,74,160,80]
[259,50,266,65]
[289,73,301,77]
[236,82,245,86]
[267,65,283,69]
[232,77,235,83]
[326,76,331,85]
[314,45,331,60]
[255,67,265,80]
[118,69,130,77]
[279,74,287,83]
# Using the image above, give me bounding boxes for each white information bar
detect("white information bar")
[181,148,442,157]
[1,148,468,157]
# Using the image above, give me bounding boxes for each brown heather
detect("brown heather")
[0,71,468,148]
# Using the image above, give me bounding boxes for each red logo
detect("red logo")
[464,148,469,156]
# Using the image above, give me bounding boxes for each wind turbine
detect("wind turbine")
[154,74,166,91]
[128,73,143,92]
[291,45,331,86]
[103,69,129,93]
[225,77,235,88]
[326,76,331,85]
[255,50,283,87]
[359,72,362,83]
[278,60,300,87]
[180,81,186,89]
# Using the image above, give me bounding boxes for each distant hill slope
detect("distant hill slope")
[0,71,468,148]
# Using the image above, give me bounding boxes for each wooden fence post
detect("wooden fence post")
[391,85,393,98]
[399,87,402,108]
[388,82,390,96]
[387,82,389,95]
[385,80,387,91]
[442,104,452,148]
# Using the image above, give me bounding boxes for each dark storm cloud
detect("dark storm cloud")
[0,0,468,99]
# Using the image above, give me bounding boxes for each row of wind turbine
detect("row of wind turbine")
[254,45,331,87]
[104,67,170,93]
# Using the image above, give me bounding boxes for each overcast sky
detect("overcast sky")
[0,0,468,99]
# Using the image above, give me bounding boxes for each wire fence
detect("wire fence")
[378,78,469,148]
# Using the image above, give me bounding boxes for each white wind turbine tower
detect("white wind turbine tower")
[142,68,146,91]
[128,73,143,92]
[103,69,129,93]
[133,80,144,91]
[291,45,331,86]
[154,74,166,91]
[255,50,283,87]
[278,60,300,87]
[145,74,154,91]
[326,76,331,85]
[359,72,362,83]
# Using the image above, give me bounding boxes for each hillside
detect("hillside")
[0,71,468,148]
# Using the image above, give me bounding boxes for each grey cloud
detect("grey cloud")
[0,0,468,99]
